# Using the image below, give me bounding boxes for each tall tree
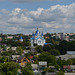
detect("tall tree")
[21,63,34,75]
[0,62,20,75]
[38,52,56,65]
[16,46,23,55]
[50,49,60,56]
[56,71,64,75]
[35,45,43,53]
[43,44,54,52]
[58,40,69,54]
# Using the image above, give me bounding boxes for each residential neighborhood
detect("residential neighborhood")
[0,28,75,75]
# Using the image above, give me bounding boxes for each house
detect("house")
[63,65,75,72]
[17,69,22,75]
[0,37,2,41]
[29,56,33,59]
[39,61,47,68]
[36,53,40,56]
[56,33,69,41]
[45,36,49,39]
[33,70,41,75]
[56,54,75,60]
[65,73,75,75]
[45,72,56,75]
[12,47,17,51]
[0,48,6,53]
[6,47,10,50]
[49,66,55,69]
[39,61,47,72]
[29,56,34,63]
[23,50,30,54]
[67,51,75,55]
[11,55,20,62]
[31,64,41,75]
[56,51,75,60]
[63,65,71,72]
[17,56,30,67]
[70,65,75,72]
[7,35,13,39]
[49,66,56,71]
[31,64,38,71]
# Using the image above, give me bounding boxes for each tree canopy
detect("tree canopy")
[16,46,23,55]
[0,62,20,75]
[38,52,56,65]
[21,63,34,75]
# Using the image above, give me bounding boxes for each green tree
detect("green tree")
[7,71,14,75]
[16,46,23,55]
[21,63,34,75]
[38,52,56,65]
[0,62,20,75]
[57,59,68,69]
[56,71,64,75]
[1,50,16,56]
[55,63,60,70]
[43,44,54,52]
[70,58,75,65]
[44,68,54,73]
[68,41,75,51]
[0,71,6,75]
[67,59,73,65]
[25,52,33,59]
[58,40,69,54]
[22,68,34,75]
[0,56,8,63]
[35,45,43,53]
[50,39,57,45]
[25,41,31,46]
[50,49,60,56]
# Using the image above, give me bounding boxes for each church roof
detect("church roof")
[31,28,45,40]
[35,28,40,35]
[20,36,23,40]
[20,36,23,41]
[44,43,53,45]
[41,32,43,36]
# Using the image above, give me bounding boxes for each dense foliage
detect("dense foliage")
[58,40,75,54]
[0,62,20,75]
[21,63,34,75]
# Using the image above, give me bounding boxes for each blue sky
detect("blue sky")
[0,0,75,34]
[0,0,75,11]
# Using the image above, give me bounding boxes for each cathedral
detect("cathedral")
[31,28,45,47]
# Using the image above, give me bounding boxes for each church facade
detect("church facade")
[31,28,45,47]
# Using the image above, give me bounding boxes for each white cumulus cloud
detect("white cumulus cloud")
[0,3,75,34]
